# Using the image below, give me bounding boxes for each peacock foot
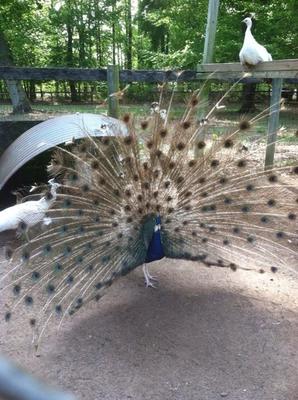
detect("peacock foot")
[142,264,158,288]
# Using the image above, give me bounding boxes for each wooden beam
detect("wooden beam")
[264,78,283,169]
[0,60,297,82]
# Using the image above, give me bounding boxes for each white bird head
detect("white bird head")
[48,178,61,190]
[242,17,252,28]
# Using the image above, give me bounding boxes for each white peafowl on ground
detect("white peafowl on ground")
[239,17,272,67]
[0,179,60,237]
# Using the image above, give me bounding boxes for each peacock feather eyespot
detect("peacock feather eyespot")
[109,209,116,215]
[176,142,186,151]
[55,305,62,314]
[123,135,133,146]
[46,284,55,294]
[32,271,41,281]
[5,247,13,260]
[224,138,234,148]
[13,285,21,295]
[155,205,161,212]
[237,159,247,168]
[124,205,132,212]
[188,160,196,167]
[82,184,90,192]
[223,239,229,245]
[98,177,106,186]
[239,120,251,131]
[155,150,163,158]
[241,205,250,213]
[182,120,191,130]
[288,212,296,220]
[54,262,63,272]
[141,120,149,129]
[259,269,265,274]
[66,275,74,284]
[77,209,84,216]
[219,177,228,184]
[247,236,255,243]
[153,169,159,179]
[168,161,176,169]
[201,237,208,243]
[197,141,206,149]
[190,95,199,107]
[233,227,240,234]
[224,197,232,204]
[268,174,277,183]
[146,141,153,149]
[276,231,284,239]
[159,128,167,138]
[174,227,180,233]
[133,174,139,182]
[182,220,188,226]
[209,226,216,233]
[22,250,30,262]
[271,266,278,273]
[246,184,254,191]
[292,166,298,174]
[176,176,184,184]
[164,181,171,188]
[44,244,52,254]
[260,216,269,223]
[200,191,208,198]
[29,318,36,327]
[267,199,276,207]
[143,182,150,190]
[64,198,72,208]
[210,159,220,168]
[91,160,99,169]
[166,196,172,202]
[126,217,133,223]
[95,282,102,290]
[230,263,237,271]
[5,312,11,322]
[112,222,119,227]
[125,189,132,197]
[184,205,192,211]
[198,177,206,184]
[25,296,33,306]
[191,231,197,236]
[76,255,84,264]
[168,207,174,214]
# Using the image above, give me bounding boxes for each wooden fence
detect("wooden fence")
[0,59,298,168]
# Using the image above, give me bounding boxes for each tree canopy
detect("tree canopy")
[0,0,297,71]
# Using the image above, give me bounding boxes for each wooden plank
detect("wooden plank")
[197,59,298,72]
[107,65,120,118]
[264,78,283,169]
[0,67,107,81]
[0,62,297,82]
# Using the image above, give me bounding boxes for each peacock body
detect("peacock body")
[1,82,297,347]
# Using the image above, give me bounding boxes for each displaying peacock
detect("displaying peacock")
[1,79,297,348]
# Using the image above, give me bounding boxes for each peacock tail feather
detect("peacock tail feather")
[1,80,297,347]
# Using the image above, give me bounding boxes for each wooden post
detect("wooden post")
[195,0,220,158]
[107,64,120,119]
[264,78,283,169]
[202,0,220,64]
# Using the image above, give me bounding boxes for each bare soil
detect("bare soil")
[0,245,297,400]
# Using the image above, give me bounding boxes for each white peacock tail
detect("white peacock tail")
[1,76,297,348]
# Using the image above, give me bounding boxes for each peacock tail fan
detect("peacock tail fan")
[1,79,297,348]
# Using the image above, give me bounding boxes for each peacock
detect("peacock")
[239,17,272,67]
[0,79,297,349]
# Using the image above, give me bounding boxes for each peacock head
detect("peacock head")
[242,17,252,28]
[48,178,61,192]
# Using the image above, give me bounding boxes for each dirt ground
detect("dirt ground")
[0,245,297,400]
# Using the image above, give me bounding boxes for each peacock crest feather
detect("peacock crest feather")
[1,78,297,348]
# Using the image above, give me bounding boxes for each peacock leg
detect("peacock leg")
[142,264,158,288]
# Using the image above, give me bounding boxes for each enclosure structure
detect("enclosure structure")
[0,59,297,188]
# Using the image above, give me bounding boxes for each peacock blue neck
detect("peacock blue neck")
[144,215,164,263]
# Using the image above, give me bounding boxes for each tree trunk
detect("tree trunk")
[0,30,32,113]
[126,0,132,69]
[239,83,257,113]
[66,23,78,103]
